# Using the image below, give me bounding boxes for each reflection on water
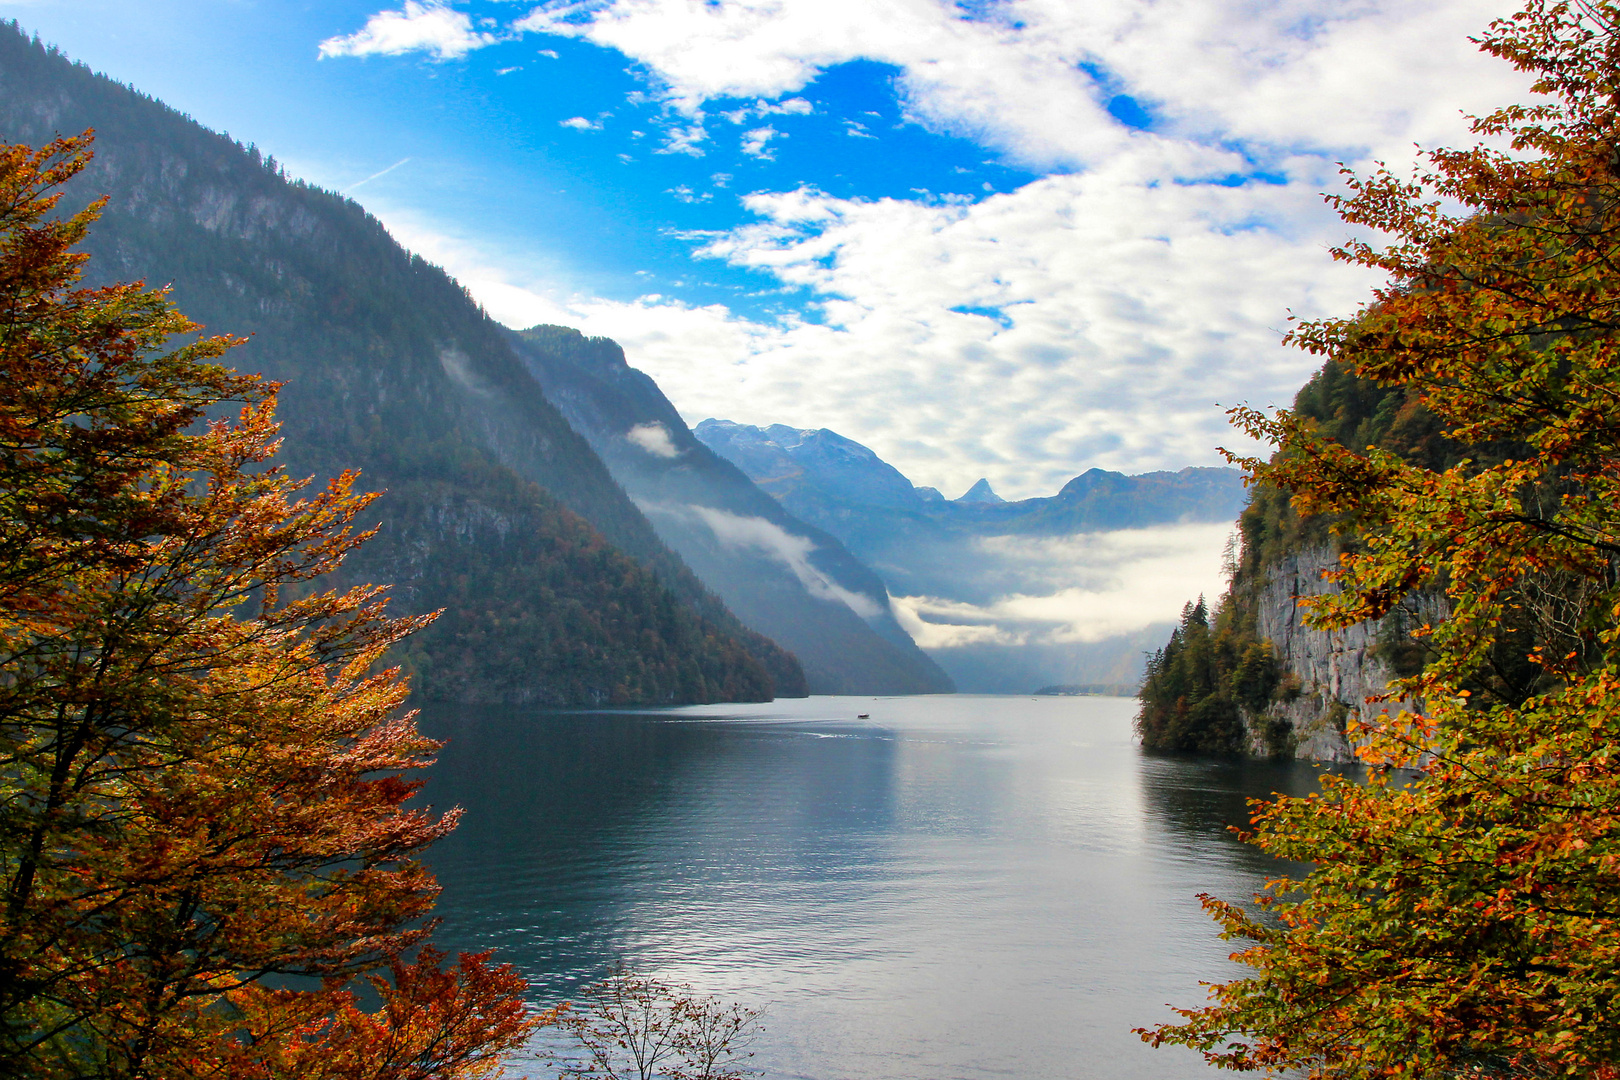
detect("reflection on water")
[1137,753,1339,876]
[417,695,1335,1080]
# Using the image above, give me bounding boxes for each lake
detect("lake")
[417,694,1327,1080]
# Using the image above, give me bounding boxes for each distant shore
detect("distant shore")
[1032,683,1135,697]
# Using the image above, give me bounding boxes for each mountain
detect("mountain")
[695,419,1248,598]
[956,479,1004,504]
[708,423,936,512]
[696,419,1250,692]
[503,326,955,695]
[1137,360,1454,762]
[0,24,806,704]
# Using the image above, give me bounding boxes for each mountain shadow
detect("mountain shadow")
[0,23,806,704]
[504,325,955,696]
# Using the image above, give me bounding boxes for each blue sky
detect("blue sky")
[2,0,1527,500]
[1,1,1035,320]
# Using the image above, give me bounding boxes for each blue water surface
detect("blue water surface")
[417,694,1325,1080]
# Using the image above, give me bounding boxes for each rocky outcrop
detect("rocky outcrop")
[1245,546,1445,762]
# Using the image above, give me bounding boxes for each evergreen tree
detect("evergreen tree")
[1137,598,1279,756]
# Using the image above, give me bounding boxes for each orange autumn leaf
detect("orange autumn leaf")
[0,135,539,1079]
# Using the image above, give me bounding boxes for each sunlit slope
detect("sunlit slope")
[0,25,805,704]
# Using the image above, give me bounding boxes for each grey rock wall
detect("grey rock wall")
[1247,547,1445,762]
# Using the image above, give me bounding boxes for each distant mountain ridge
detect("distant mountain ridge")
[697,419,1249,692]
[505,326,955,695]
[697,420,1244,524]
[696,419,1247,600]
[0,24,805,704]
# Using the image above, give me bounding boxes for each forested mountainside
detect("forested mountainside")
[0,24,806,704]
[506,326,954,695]
[1137,359,1471,760]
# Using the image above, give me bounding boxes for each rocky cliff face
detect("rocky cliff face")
[1243,547,1444,762]
[1137,349,1461,761]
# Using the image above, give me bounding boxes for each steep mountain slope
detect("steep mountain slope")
[0,25,805,703]
[1137,360,1462,761]
[697,420,1248,692]
[504,325,955,695]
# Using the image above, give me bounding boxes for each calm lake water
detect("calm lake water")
[417,694,1326,1080]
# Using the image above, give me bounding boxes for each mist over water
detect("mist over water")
[417,695,1325,1079]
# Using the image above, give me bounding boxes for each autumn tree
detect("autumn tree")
[0,135,537,1077]
[1140,2,1620,1076]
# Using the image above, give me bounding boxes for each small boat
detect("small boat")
[857,713,870,719]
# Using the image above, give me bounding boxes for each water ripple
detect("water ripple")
[418,695,1322,1080]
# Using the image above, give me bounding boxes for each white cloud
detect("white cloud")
[401,153,1378,497]
[626,421,682,457]
[740,125,780,159]
[657,122,709,156]
[668,184,711,203]
[319,1,496,61]
[373,170,1365,497]
[720,96,813,126]
[891,522,1233,649]
[333,0,1537,498]
[511,0,1525,169]
[761,96,813,116]
[560,115,601,130]
[686,506,885,618]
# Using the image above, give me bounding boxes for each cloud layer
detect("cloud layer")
[685,506,885,618]
[889,522,1233,649]
[326,0,1530,498]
